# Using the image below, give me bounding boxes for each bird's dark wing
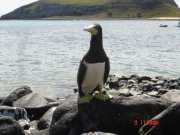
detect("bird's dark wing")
[104,57,110,84]
[77,60,87,96]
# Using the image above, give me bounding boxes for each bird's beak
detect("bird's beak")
[84,25,97,35]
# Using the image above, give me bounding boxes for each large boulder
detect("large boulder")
[78,96,168,135]
[13,93,59,120]
[2,86,32,106]
[0,116,25,135]
[50,95,168,135]
[13,93,49,108]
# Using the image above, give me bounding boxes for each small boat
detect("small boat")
[159,24,168,27]
[177,21,180,27]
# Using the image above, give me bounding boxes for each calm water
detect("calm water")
[0,20,180,98]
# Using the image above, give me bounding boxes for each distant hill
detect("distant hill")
[1,0,180,19]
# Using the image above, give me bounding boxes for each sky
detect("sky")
[0,0,38,16]
[0,0,180,17]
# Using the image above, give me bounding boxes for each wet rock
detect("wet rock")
[2,86,32,106]
[0,116,25,135]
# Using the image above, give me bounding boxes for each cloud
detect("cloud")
[0,0,37,16]
[175,0,180,7]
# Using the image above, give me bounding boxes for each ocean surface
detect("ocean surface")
[0,20,180,98]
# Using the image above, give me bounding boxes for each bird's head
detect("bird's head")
[84,24,102,36]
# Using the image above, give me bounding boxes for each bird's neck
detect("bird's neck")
[85,34,106,63]
[89,34,103,54]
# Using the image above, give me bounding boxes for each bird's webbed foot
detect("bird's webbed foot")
[78,94,93,104]
[93,90,113,101]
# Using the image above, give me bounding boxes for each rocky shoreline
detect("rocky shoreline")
[0,75,180,135]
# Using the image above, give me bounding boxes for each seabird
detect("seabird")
[77,24,110,102]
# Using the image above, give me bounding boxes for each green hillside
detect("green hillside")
[41,0,105,5]
[1,0,180,19]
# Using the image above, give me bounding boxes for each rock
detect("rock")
[38,107,57,130]
[137,76,152,83]
[146,91,159,97]
[2,86,32,106]
[81,132,117,135]
[26,121,38,134]
[49,94,168,135]
[158,103,180,135]
[78,96,168,135]
[13,93,59,120]
[37,119,49,130]
[139,83,158,92]
[161,90,180,103]
[158,89,168,95]
[0,116,25,135]
[38,110,55,130]
[49,95,80,135]
[0,97,6,103]
[25,129,48,135]
[129,74,139,81]
[13,93,49,108]
[107,75,120,89]
[0,106,29,124]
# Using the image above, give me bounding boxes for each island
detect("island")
[1,0,180,19]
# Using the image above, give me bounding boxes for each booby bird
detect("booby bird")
[77,24,110,102]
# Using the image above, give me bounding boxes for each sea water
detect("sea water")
[0,20,179,98]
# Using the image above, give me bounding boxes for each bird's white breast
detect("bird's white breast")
[82,62,105,95]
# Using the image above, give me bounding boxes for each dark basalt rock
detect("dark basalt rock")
[38,107,57,130]
[49,95,80,135]
[107,75,180,97]
[158,103,180,135]
[137,76,152,83]
[1,86,32,106]
[0,116,25,135]
[50,94,168,135]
